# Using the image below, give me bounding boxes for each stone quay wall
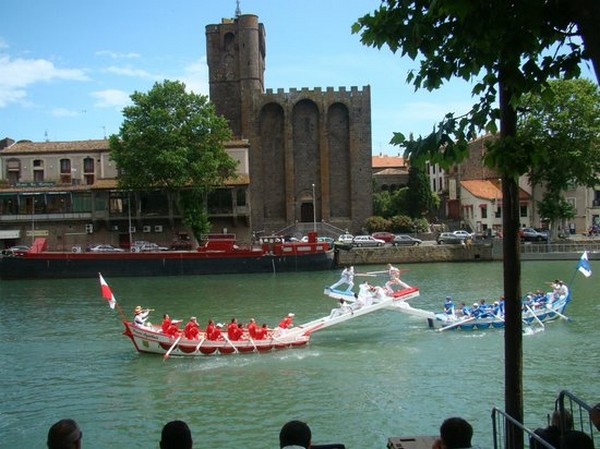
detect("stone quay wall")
[335,243,494,266]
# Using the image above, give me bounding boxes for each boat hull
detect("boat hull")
[426,295,570,330]
[0,249,335,279]
[123,322,309,356]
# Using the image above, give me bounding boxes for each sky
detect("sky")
[1,1,595,156]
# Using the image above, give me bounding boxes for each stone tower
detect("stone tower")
[206,14,372,236]
[205,15,265,138]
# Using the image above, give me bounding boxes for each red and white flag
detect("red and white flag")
[98,272,117,309]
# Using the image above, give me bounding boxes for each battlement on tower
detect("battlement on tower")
[264,85,369,98]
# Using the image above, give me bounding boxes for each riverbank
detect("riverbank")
[336,240,600,266]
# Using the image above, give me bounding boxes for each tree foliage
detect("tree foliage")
[353,1,598,435]
[405,165,436,218]
[518,78,600,229]
[354,1,596,175]
[109,80,237,239]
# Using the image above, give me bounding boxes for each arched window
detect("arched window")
[83,157,95,185]
[60,158,71,184]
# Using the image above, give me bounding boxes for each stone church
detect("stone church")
[206,13,373,237]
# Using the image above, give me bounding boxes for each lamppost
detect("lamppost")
[31,197,35,246]
[312,183,316,233]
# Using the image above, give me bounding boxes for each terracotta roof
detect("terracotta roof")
[2,139,110,154]
[460,179,530,201]
[372,154,406,169]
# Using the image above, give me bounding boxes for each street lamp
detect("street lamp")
[312,183,316,233]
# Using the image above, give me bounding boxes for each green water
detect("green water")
[1,260,598,449]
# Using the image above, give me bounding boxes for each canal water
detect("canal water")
[1,260,598,449]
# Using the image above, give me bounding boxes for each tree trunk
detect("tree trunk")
[571,0,600,83]
[499,67,524,449]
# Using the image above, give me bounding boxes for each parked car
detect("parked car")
[392,234,422,246]
[452,230,473,240]
[10,244,30,254]
[2,245,30,256]
[318,236,335,249]
[337,233,354,244]
[437,232,464,244]
[520,227,549,242]
[371,231,396,243]
[89,244,125,253]
[131,242,169,252]
[352,235,385,247]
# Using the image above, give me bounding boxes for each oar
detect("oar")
[437,316,477,332]
[194,337,205,352]
[248,337,259,353]
[222,335,239,353]
[525,305,545,328]
[163,336,181,360]
[546,304,571,322]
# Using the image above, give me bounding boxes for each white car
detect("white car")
[131,242,169,252]
[89,244,125,253]
[337,233,354,244]
[452,230,473,240]
[352,235,385,247]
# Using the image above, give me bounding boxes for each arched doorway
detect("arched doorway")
[300,202,314,222]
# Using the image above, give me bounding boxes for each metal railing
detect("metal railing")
[491,408,555,449]
[491,391,597,449]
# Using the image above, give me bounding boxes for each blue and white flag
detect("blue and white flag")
[577,251,592,278]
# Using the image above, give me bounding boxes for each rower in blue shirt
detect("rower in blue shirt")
[460,302,471,317]
[443,296,455,315]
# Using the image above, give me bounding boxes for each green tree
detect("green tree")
[405,165,435,218]
[373,191,393,217]
[354,2,597,440]
[519,79,600,234]
[109,80,237,240]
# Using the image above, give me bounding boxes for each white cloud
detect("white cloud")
[91,89,130,109]
[179,58,209,95]
[96,50,141,59]
[0,55,88,108]
[51,108,81,117]
[105,65,159,80]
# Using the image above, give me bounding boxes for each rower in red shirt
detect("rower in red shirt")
[161,313,181,338]
[227,318,240,340]
[254,323,269,340]
[247,318,258,339]
[208,323,224,340]
[278,313,295,331]
[205,319,215,340]
[183,316,200,340]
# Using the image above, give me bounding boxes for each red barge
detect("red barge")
[0,232,335,280]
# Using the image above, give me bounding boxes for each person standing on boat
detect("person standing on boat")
[328,266,355,292]
[183,317,200,340]
[133,305,153,327]
[388,263,401,280]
